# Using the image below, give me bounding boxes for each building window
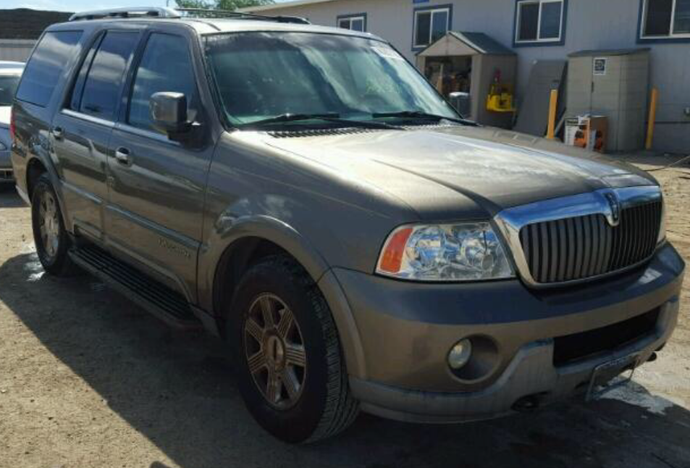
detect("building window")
[337,14,367,32]
[413,6,452,49]
[641,0,690,39]
[514,0,566,44]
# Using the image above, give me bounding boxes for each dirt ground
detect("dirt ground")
[0,153,689,468]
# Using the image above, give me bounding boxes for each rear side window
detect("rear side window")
[78,31,139,120]
[16,31,83,107]
[128,33,198,131]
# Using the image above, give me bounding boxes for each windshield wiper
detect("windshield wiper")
[240,113,403,130]
[372,111,476,126]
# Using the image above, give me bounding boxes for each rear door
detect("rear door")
[11,29,83,202]
[105,26,217,299]
[51,29,141,242]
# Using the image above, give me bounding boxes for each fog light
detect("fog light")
[448,339,472,370]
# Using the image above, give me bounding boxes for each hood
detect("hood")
[0,107,10,129]
[264,125,655,217]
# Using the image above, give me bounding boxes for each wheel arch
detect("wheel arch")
[203,215,367,378]
[26,156,50,200]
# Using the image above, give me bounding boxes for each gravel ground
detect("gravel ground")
[0,153,689,468]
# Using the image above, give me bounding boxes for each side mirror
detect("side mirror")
[150,92,191,135]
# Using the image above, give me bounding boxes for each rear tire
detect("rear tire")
[228,255,359,443]
[31,174,77,277]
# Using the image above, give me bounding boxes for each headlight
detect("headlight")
[376,222,514,281]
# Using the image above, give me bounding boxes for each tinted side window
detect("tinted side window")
[16,31,83,107]
[128,33,197,131]
[79,31,139,120]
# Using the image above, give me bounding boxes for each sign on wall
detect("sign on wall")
[593,57,607,76]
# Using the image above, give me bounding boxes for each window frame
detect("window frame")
[513,0,567,47]
[336,13,367,32]
[64,29,142,123]
[124,31,200,133]
[639,0,690,41]
[412,4,453,51]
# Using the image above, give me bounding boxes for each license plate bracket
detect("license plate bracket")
[585,354,640,402]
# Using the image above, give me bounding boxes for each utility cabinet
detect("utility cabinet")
[567,48,650,152]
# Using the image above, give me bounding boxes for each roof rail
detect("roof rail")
[69,7,180,21]
[68,6,310,25]
[176,8,310,24]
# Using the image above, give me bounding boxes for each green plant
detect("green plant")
[175,0,274,10]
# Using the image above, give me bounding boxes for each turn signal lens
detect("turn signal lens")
[378,227,413,273]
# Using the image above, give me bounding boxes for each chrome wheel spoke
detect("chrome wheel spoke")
[265,370,281,404]
[276,307,294,339]
[285,343,306,368]
[247,350,267,374]
[245,318,264,343]
[282,368,300,400]
[259,296,275,328]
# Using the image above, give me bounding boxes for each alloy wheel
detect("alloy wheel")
[38,191,60,259]
[244,293,307,410]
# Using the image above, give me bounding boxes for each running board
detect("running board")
[69,244,202,330]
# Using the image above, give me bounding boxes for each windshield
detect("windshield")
[0,74,20,107]
[204,32,459,127]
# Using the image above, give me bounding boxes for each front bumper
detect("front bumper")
[330,242,685,423]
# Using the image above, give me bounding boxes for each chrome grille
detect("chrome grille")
[518,200,662,284]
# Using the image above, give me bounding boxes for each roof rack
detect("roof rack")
[69,7,180,21]
[68,6,310,25]
[176,8,310,24]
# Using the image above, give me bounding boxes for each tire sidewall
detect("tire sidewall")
[228,260,331,443]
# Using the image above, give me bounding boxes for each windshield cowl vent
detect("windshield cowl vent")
[402,123,458,129]
[267,128,389,138]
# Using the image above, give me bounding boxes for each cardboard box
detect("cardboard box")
[565,115,608,153]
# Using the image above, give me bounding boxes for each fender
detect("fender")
[197,212,368,379]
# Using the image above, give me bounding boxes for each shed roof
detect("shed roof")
[0,9,72,40]
[418,31,515,57]
[568,48,651,57]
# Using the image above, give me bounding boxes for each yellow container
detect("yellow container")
[486,83,515,113]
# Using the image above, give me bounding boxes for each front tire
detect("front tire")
[31,174,77,276]
[228,255,358,443]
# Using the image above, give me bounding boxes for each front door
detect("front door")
[52,29,141,242]
[105,29,216,300]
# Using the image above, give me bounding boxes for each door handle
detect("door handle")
[52,126,64,140]
[114,147,132,165]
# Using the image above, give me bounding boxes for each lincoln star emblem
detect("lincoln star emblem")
[604,192,621,226]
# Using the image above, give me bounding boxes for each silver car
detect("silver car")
[0,61,23,183]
